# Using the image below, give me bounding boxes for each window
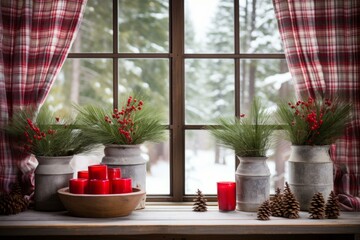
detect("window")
[47,0,293,201]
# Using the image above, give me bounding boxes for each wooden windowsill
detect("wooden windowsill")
[0,205,359,239]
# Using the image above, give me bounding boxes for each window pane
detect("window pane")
[118,59,169,123]
[240,0,283,53]
[47,59,113,115]
[185,0,234,53]
[268,135,291,194]
[185,130,235,195]
[71,146,104,177]
[145,135,170,194]
[119,0,169,53]
[185,59,235,124]
[70,0,113,53]
[240,59,292,115]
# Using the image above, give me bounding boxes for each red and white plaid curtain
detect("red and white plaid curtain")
[273,0,360,211]
[0,0,87,196]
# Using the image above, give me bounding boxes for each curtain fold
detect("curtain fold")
[0,0,87,197]
[273,0,360,211]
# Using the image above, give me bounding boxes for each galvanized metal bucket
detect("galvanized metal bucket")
[288,145,333,211]
[35,155,73,211]
[235,157,270,212]
[101,144,147,209]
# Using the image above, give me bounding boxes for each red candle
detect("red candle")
[89,179,110,194]
[217,181,236,211]
[111,178,132,194]
[88,164,108,180]
[77,170,89,179]
[69,178,88,194]
[108,167,121,180]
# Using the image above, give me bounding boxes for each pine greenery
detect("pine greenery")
[75,95,167,145]
[208,98,275,157]
[5,106,93,156]
[276,97,352,145]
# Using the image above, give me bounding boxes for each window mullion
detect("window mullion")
[113,0,119,109]
[235,0,241,170]
[170,0,185,201]
[234,0,240,117]
[235,0,240,55]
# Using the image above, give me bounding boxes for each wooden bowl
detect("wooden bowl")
[57,187,145,218]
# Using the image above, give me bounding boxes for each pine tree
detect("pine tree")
[309,192,325,219]
[205,0,235,122]
[271,187,283,217]
[257,200,271,220]
[193,189,208,212]
[281,182,300,219]
[325,191,340,219]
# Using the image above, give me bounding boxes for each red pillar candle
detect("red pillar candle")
[89,179,110,194]
[69,178,88,194]
[217,181,236,211]
[88,164,108,180]
[77,170,89,179]
[108,167,121,180]
[111,178,132,194]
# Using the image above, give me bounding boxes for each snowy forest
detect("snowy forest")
[46,0,293,195]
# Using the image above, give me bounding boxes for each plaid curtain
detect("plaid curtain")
[273,0,360,211]
[0,0,87,196]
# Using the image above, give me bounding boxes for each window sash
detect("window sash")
[66,0,286,201]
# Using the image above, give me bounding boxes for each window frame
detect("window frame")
[67,0,286,202]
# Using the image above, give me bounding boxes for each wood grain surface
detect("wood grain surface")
[0,205,359,239]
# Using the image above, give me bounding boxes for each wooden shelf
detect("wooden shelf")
[0,205,359,239]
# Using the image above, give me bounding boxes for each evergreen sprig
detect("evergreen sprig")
[208,98,275,157]
[75,95,166,145]
[5,106,93,156]
[276,97,352,145]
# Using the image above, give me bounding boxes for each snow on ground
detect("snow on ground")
[146,160,170,194]
[184,149,235,194]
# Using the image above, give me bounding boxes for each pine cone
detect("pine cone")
[282,182,300,219]
[325,191,340,219]
[10,183,23,196]
[0,193,13,215]
[0,183,29,215]
[309,192,325,219]
[257,200,271,220]
[270,187,283,217]
[193,189,207,212]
